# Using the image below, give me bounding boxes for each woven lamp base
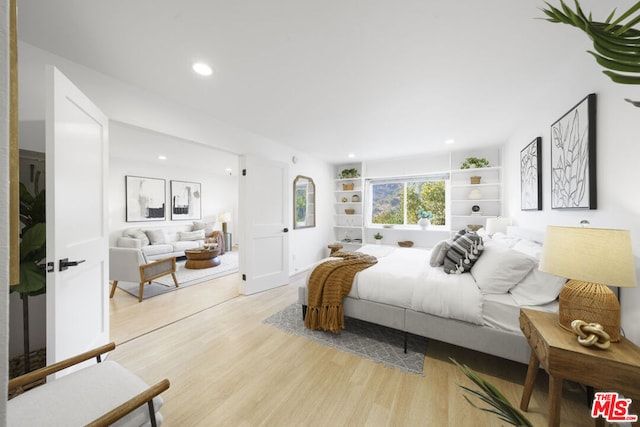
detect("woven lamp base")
[558,280,621,342]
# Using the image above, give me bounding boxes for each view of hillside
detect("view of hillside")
[371,180,445,225]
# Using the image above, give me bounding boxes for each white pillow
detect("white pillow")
[192,221,217,235]
[470,243,535,294]
[124,228,150,246]
[180,229,205,241]
[429,240,451,267]
[511,239,544,260]
[144,229,167,245]
[491,232,521,248]
[510,264,567,306]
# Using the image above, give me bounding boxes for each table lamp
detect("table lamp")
[539,225,637,342]
[485,217,511,235]
[219,212,232,234]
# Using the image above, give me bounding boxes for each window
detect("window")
[368,175,448,226]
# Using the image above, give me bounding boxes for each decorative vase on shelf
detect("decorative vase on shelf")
[418,218,430,229]
[468,189,482,200]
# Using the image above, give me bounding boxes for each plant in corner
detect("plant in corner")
[460,157,490,169]
[11,171,47,374]
[541,1,640,107]
[452,359,533,426]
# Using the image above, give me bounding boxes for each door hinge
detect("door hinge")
[242,274,246,281]
[242,169,247,176]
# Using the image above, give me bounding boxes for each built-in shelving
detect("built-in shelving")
[449,150,502,231]
[333,163,364,251]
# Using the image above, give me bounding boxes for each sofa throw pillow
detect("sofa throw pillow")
[124,228,150,246]
[470,243,535,294]
[145,229,167,245]
[443,230,484,274]
[429,239,451,267]
[193,221,216,235]
[180,229,205,241]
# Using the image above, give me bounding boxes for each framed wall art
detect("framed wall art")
[125,176,166,221]
[550,93,597,209]
[171,180,202,220]
[520,137,542,211]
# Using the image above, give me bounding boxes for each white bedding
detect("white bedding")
[354,245,484,325]
[482,293,558,334]
[307,236,561,335]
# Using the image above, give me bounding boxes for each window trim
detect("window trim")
[365,173,450,228]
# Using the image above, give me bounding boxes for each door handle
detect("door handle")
[59,258,86,272]
[283,228,289,233]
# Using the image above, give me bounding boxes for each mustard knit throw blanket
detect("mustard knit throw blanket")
[304,251,377,333]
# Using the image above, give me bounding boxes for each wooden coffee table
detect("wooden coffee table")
[184,248,220,269]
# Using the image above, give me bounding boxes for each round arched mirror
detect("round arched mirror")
[293,175,315,229]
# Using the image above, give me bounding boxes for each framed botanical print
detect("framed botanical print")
[520,137,542,211]
[550,93,597,209]
[125,176,166,222]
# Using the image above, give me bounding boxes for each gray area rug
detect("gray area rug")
[116,251,239,299]
[264,303,427,375]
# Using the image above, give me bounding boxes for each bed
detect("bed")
[298,227,567,364]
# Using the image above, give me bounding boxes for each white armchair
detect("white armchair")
[110,247,178,302]
[8,342,169,426]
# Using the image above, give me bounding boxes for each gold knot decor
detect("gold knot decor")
[571,319,611,349]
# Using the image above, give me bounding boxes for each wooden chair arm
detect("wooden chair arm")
[86,378,170,427]
[140,257,177,283]
[8,342,116,392]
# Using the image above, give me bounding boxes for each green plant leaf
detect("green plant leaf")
[19,223,46,262]
[452,359,533,427]
[542,0,640,89]
[11,261,47,295]
[603,70,640,84]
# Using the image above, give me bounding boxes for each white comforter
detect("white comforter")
[351,245,484,325]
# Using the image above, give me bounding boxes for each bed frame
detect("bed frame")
[298,287,532,365]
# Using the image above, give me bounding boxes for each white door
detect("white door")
[45,66,109,368]
[239,155,289,294]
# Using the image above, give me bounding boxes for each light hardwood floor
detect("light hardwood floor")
[109,273,595,426]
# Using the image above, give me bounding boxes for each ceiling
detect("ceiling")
[16,0,608,164]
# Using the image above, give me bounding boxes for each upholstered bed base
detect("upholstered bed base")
[298,286,531,365]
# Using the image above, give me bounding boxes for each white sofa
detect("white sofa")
[113,221,221,262]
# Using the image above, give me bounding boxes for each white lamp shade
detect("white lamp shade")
[540,226,637,288]
[218,212,232,223]
[485,217,511,235]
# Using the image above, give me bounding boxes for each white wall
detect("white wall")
[502,51,640,344]
[18,41,335,280]
[108,121,240,241]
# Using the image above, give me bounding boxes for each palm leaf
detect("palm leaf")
[541,0,640,85]
[452,359,533,427]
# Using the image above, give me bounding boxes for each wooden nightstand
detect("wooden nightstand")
[519,308,640,427]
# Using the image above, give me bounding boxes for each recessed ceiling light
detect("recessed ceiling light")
[192,62,213,76]
[445,139,456,145]
[158,155,167,160]
[348,153,355,159]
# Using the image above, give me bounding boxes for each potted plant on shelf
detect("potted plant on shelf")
[417,207,433,229]
[373,232,383,244]
[339,168,360,179]
[460,157,490,169]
